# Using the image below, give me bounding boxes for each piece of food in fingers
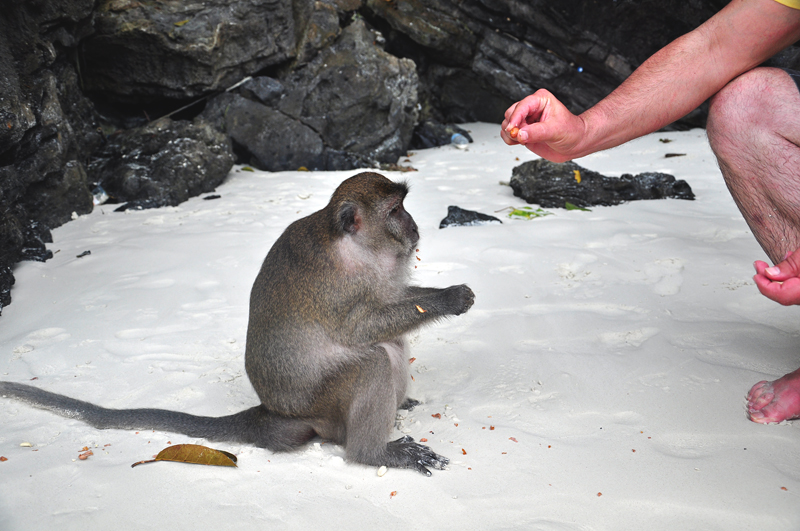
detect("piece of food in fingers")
[509,127,520,139]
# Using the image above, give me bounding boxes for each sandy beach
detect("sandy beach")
[1,122,798,530]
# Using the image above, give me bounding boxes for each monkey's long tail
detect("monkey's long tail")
[0,381,291,448]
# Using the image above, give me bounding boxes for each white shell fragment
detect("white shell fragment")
[377,466,388,477]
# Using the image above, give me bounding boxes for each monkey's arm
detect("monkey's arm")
[402,284,474,316]
[405,286,444,297]
[338,284,474,344]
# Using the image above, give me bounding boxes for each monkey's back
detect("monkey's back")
[244,210,369,414]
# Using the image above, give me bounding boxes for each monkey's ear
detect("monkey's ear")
[336,202,362,235]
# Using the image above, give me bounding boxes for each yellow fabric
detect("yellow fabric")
[775,0,800,9]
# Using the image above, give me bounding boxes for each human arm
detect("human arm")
[501,0,800,162]
[754,250,800,305]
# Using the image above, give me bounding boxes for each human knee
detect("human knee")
[707,68,784,154]
[709,68,786,131]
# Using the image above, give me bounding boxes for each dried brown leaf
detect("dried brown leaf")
[131,444,237,468]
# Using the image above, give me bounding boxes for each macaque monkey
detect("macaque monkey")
[1,172,475,475]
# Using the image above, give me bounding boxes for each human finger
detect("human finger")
[763,248,800,281]
[500,124,519,145]
[754,274,800,305]
[503,101,519,121]
[501,102,522,145]
[504,91,550,133]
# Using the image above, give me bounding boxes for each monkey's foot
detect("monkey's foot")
[399,398,420,411]
[388,435,449,476]
[746,367,800,423]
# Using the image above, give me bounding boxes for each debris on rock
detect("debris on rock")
[509,159,694,209]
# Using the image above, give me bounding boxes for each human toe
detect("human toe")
[746,380,772,400]
[747,390,776,411]
[748,401,796,424]
[747,408,772,423]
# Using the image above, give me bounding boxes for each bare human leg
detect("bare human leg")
[707,66,800,423]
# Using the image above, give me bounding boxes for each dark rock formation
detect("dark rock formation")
[292,0,352,67]
[411,121,473,150]
[0,0,101,310]
[80,0,296,102]
[440,206,502,228]
[362,0,728,125]
[277,19,419,165]
[238,77,286,107]
[200,19,417,171]
[510,159,695,208]
[201,92,326,172]
[88,118,234,211]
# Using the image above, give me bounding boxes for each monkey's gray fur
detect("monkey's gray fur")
[0,172,475,475]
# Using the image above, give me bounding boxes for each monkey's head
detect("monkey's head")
[329,172,420,257]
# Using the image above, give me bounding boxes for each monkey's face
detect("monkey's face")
[330,172,419,258]
[384,197,419,254]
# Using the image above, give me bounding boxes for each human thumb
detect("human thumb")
[765,250,800,280]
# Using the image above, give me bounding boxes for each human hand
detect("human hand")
[500,88,587,162]
[753,250,800,305]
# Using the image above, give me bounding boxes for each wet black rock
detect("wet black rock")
[411,121,474,150]
[277,19,419,165]
[440,206,502,228]
[510,159,695,209]
[201,19,418,171]
[22,161,94,230]
[0,0,102,312]
[201,93,326,172]
[0,207,53,309]
[238,77,286,107]
[88,118,234,210]
[80,0,295,102]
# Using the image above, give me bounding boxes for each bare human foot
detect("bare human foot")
[746,367,800,423]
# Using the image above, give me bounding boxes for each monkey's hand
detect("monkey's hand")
[441,284,475,316]
[399,397,420,411]
[387,435,449,476]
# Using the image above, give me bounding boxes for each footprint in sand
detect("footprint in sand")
[196,280,220,291]
[599,327,660,348]
[556,253,599,287]
[112,274,175,290]
[12,328,71,359]
[643,258,684,296]
[180,298,227,311]
[115,323,201,340]
[693,227,750,243]
[136,278,176,289]
[650,432,719,459]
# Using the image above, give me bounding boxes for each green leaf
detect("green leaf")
[174,19,190,27]
[507,206,552,220]
[565,202,591,211]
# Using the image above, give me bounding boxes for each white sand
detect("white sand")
[1,122,799,530]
